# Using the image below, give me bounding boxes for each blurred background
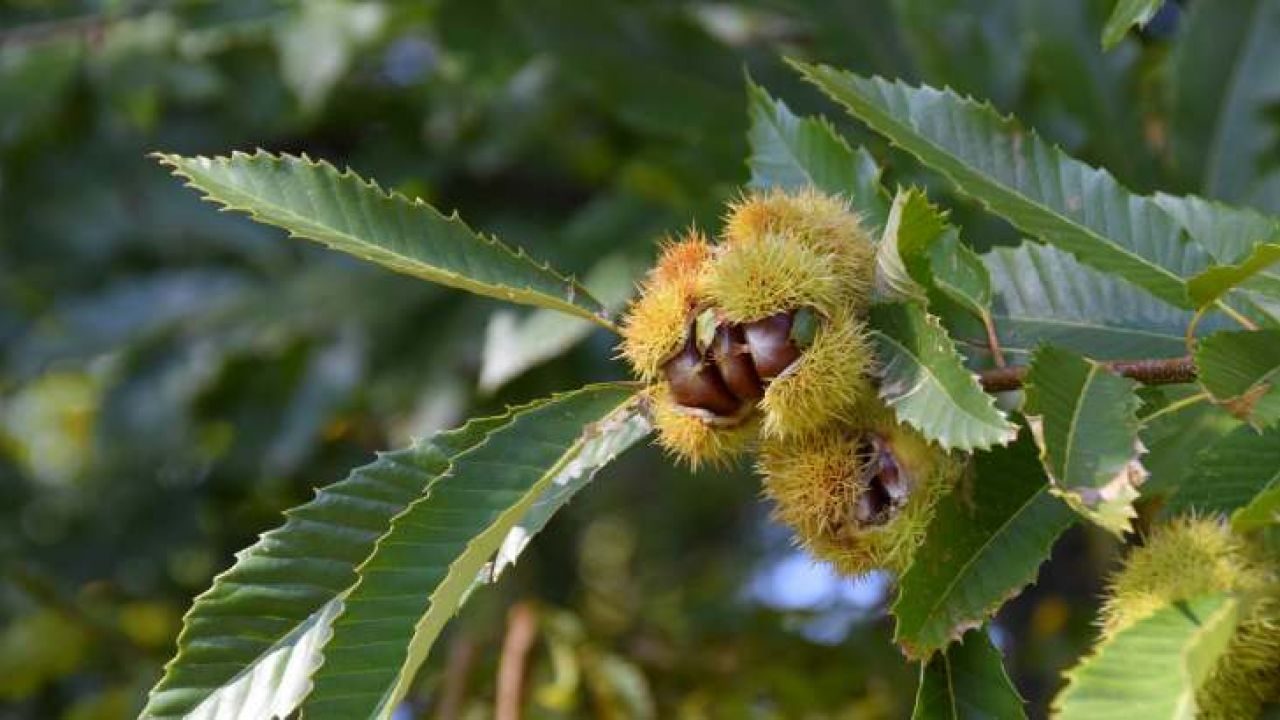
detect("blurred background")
[1,1,1276,718]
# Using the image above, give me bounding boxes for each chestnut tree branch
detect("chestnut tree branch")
[978,355,1197,393]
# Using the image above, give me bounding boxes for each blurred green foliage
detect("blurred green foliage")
[1,1,1276,718]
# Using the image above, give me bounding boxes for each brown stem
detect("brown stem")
[495,602,540,720]
[435,634,477,720]
[978,355,1197,393]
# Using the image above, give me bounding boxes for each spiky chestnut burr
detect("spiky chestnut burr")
[619,231,712,383]
[757,404,960,576]
[620,188,878,465]
[1093,518,1280,719]
[704,190,877,438]
[646,307,819,466]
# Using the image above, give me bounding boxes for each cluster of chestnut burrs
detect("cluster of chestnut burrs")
[619,189,956,574]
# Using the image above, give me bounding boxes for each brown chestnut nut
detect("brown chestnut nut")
[743,312,802,380]
[663,336,743,417]
[710,324,764,402]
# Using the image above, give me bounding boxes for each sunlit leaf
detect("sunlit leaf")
[875,188,947,303]
[1154,193,1280,324]
[794,64,1211,308]
[870,302,1017,451]
[894,431,1075,658]
[140,412,512,719]
[1188,243,1280,309]
[912,628,1025,720]
[302,385,648,719]
[1023,346,1145,536]
[1232,484,1280,532]
[155,151,612,328]
[1054,594,1239,719]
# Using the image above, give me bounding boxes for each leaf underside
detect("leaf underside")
[156,151,610,328]
[1054,594,1239,720]
[978,243,1215,363]
[141,413,509,719]
[302,385,647,719]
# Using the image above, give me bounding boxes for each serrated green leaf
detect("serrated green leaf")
[746,79,889,229]
[1168,0,1280,204]
[1196,330,1280,428]
[870,302,1016,451]
[140,412,513,720]
[1163,424,1280,521]
[875,188,948,303]
[894,431,1075,658]
[155,151,612,329]
[794,64,1211,308]
[1101,0,1166,49]
[1054,594,1240,720]
[301,385,648,720]
[912,628,1026,720]
[1188,243,1280,308]
[1024,346,1145,536]
[976,243,1210,364]
[929,231,991,320]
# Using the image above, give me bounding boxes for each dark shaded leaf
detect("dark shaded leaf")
[912,628,1026,720]
[894,431,1074,657]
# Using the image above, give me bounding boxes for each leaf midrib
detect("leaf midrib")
[378,430,594,715]
[167,155,612,330]
[1059,363,1101,488]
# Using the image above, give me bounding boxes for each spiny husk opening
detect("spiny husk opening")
[648,383,757,470]
[1100,517,1280,719]
[760,306,876,439]
[623,188,880,471]
[758,412,958,576]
